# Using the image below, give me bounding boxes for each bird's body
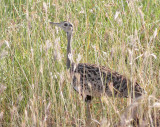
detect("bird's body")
[71,63,143,102]
[50,21,145,103]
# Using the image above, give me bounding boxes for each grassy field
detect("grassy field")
[0,0,160,126]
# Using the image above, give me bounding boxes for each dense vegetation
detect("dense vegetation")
[0,0,160,126]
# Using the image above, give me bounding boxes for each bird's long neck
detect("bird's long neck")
[67,32,72,69]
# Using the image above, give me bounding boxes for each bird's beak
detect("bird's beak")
[50,22,61,27]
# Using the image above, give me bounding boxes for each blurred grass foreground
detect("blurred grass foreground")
[0,0,160,126]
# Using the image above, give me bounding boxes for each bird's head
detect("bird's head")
[50,21,73,34]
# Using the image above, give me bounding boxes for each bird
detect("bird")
[50,21,145,103]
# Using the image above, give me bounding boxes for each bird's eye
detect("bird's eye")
[64,23,68,26]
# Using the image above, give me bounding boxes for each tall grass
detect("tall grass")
[0,0,160,126]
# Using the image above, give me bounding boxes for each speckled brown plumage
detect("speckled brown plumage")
[71,63,144,102]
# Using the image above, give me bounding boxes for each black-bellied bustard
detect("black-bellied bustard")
[50,21,145,125]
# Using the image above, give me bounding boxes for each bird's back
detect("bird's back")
[71,63,144,100]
